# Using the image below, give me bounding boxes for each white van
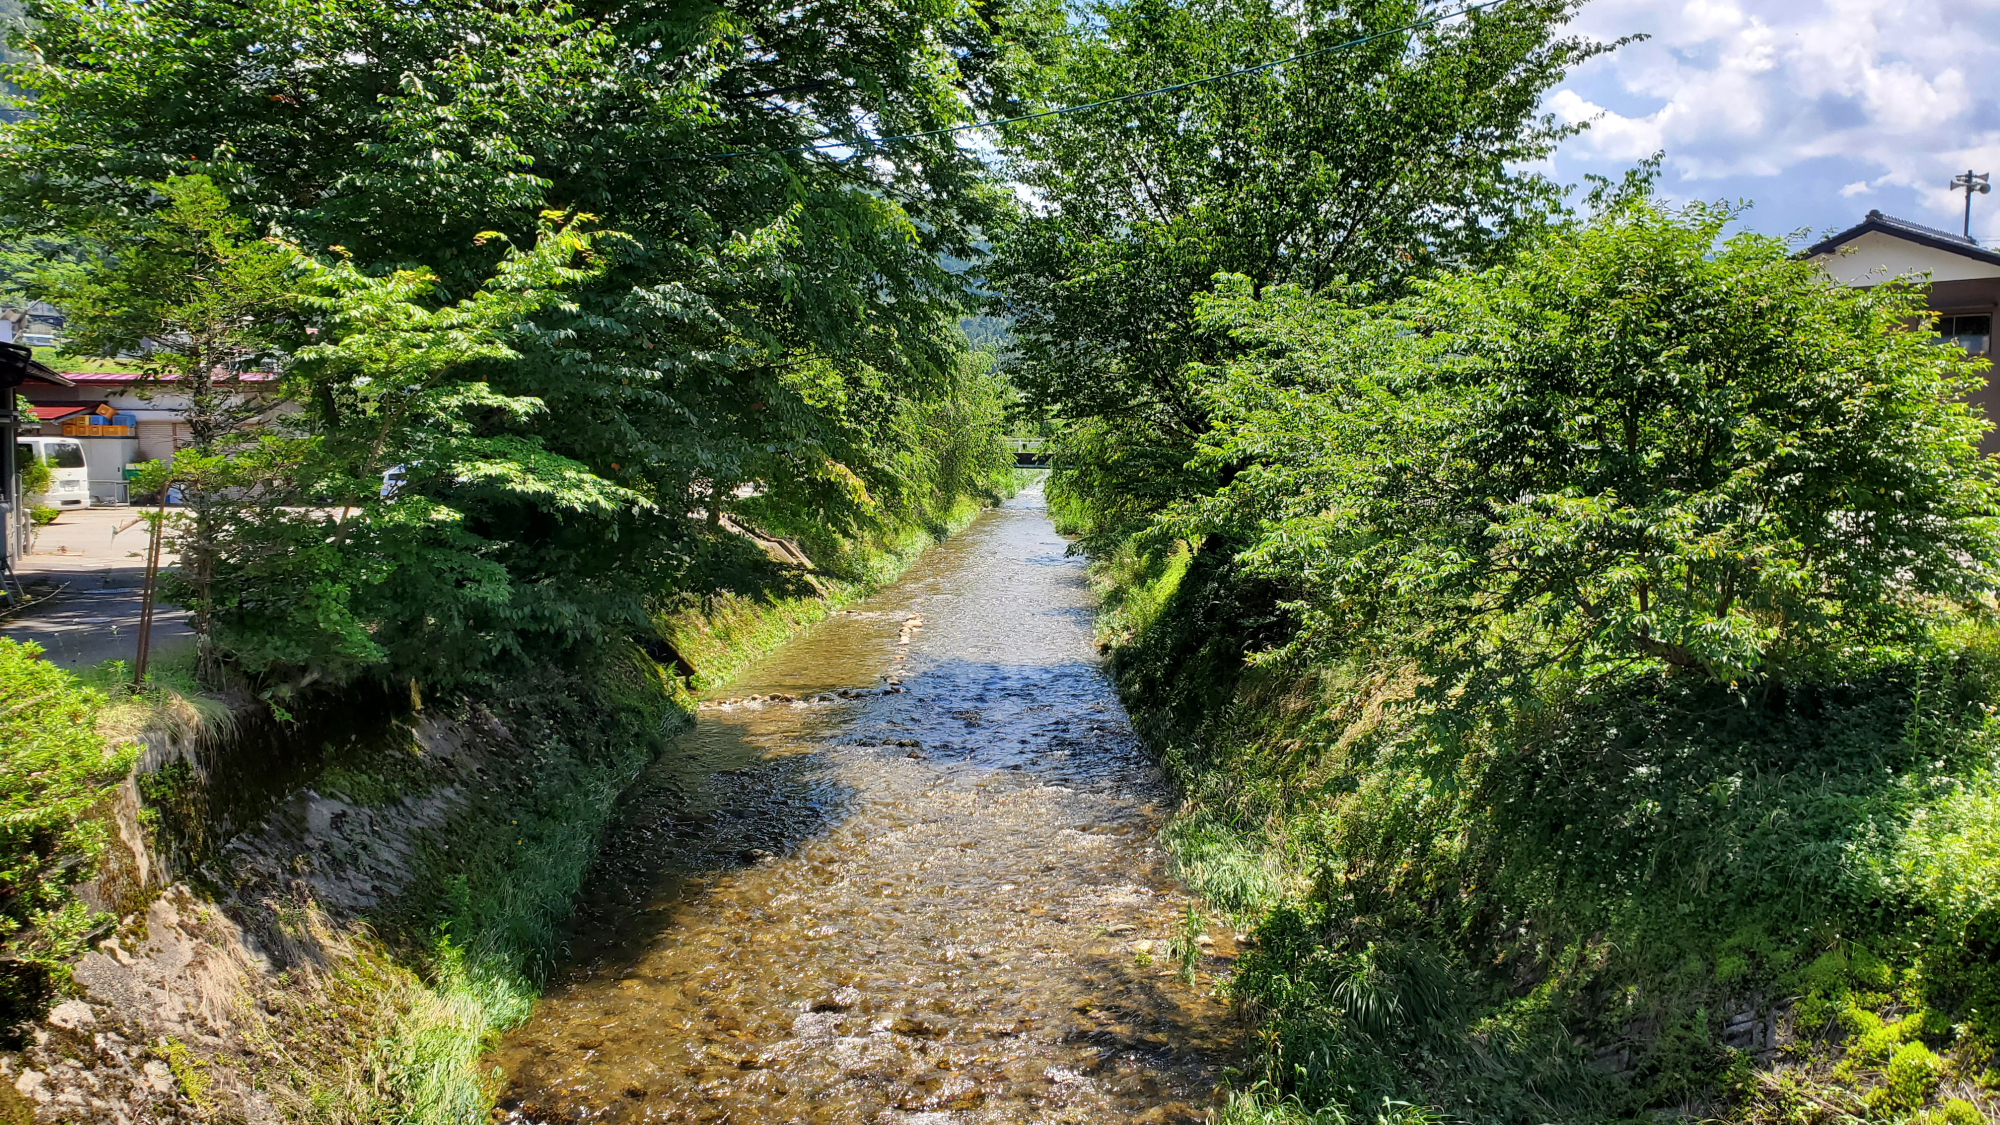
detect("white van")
[17,436,91,509]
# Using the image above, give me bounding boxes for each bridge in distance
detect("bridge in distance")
[1006,438,1050,467]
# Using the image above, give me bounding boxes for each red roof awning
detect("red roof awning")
[62,370,277,385]
[27,402,93,421]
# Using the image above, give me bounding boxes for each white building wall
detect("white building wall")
[1811,230,2000,285]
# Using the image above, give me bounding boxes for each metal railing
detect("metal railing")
[1003,437,1051,467]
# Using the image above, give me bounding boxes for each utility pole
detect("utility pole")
[1952,170,1990,238]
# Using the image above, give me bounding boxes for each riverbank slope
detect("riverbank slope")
[1080,528,2000,1125]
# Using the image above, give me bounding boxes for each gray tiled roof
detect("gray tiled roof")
[1803,210,2000,267]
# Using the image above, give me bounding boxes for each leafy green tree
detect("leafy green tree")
[0,0,1040,683]
[1191,201,2000,686]
[39,175,294,450]
[35,173,297,674]
[986,0,1606,542]
[189,215,654,690]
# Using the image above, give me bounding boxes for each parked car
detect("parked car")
[15,436,90,509]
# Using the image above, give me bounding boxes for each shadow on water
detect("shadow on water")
[495,487,1243,1125]
[558,717,861,973]
[558,653,1176,972]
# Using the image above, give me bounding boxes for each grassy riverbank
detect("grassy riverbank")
[1081,528,2000,1125]
[1055,208,2000,1125]
[238,659,684,1124]
[1088,532,2000,1125]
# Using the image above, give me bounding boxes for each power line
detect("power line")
[701,0,1510,161]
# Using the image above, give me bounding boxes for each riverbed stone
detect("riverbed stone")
[490,488,1240,1122]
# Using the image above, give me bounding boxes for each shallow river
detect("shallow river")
[492,485,1241,1124]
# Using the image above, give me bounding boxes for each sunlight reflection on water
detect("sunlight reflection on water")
[492,485,1242,1124]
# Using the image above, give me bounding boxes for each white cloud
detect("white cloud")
[1546,0,2000,240]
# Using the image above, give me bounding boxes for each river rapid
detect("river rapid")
[492,484,1241,1124]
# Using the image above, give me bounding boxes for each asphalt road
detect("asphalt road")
[2,506,193,671]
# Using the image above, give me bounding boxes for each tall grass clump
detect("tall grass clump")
[83,650,240,754]
[1078,201,2000,1122]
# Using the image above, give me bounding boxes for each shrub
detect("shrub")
[1101,201,2000,1122]
[1897,773,2000,1035]
[17,449,50,499]
[1867,1041,1945,1118]
[27,505,59,526]
[0,638,136,1031]
[1194,200,2000,689]
[1914,1099,1988,1125]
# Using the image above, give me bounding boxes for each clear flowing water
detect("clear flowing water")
[492,485,1242,1124]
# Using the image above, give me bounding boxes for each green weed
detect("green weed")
[161,1036,215,1111]
[1171,901,1206,984]
[0,639,137,1033]
[1915,1099,1988,1125]
[1160,812,1283,923]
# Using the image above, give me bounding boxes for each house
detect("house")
[1,342,77,570]
[0,302,69,349]
[1804,210,2000,451]
[17,369,285,505]
[0,301,291,503]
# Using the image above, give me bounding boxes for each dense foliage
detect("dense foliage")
[0,639,136,1031]
[1192,203,2000,687]
[149,208,663,689]
[1077,203,2000,1123]
[989,0,1603,541]
[1,0,1028,692]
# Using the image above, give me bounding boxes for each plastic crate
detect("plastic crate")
[62,420,134,436]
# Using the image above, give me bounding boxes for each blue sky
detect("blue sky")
[1540,0,2000,244]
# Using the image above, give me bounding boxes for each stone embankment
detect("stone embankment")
[3,702,661,1124]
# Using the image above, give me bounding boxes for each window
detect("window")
[1935,313,1992,357]
[39,442,84,468]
